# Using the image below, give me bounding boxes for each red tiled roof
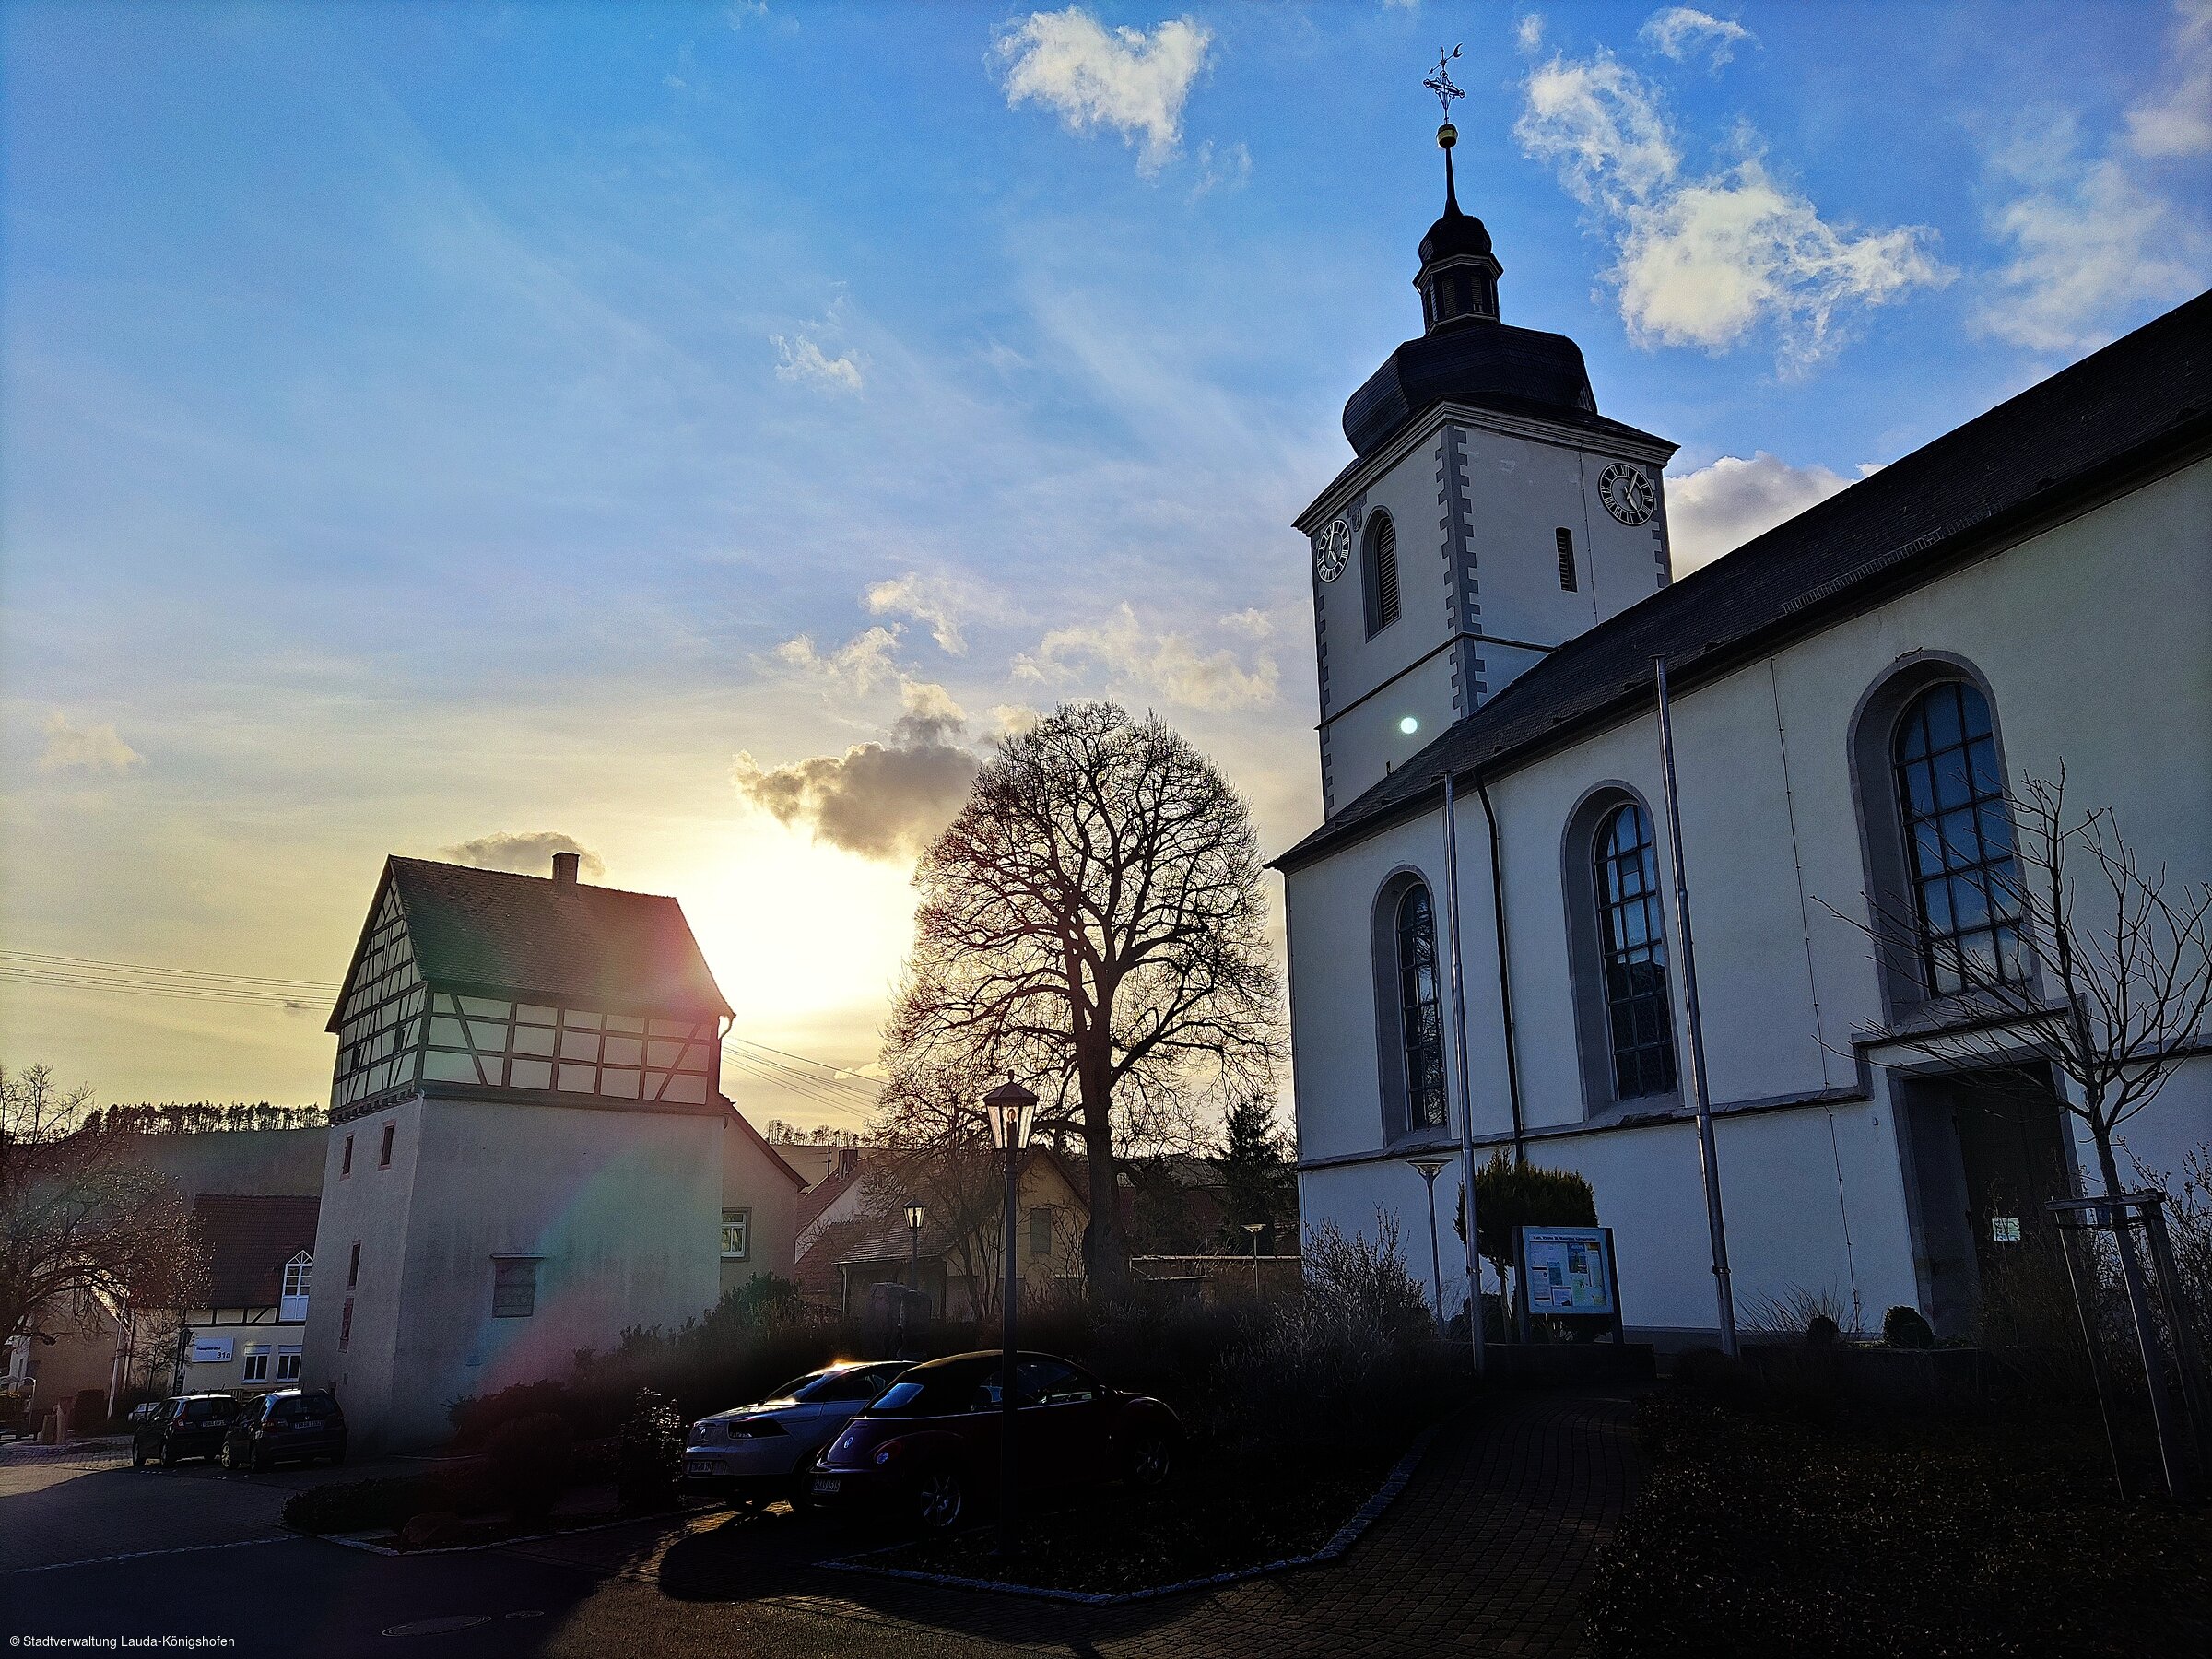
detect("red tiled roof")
[797,1159,866,1232]
[191,1194,321,1309]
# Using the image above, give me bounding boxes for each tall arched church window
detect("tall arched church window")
[1363,511,1400,637]
[1891,681,2025,994]
[1394,883,1449,1130]
[1593,802,1677,1100]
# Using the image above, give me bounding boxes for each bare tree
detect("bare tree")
[1,1065,203,1358]
[1833,770,2212,1463]
[868,1060,1012,1320]
[883,702,1282,1291]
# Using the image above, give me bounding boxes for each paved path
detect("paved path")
[7,1388,1638,1657]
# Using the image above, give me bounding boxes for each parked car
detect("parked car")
[220,1388,347,1472]
[132,1394,241,1466]
[680,1359,911,1507]
[808,1350,1182,1532]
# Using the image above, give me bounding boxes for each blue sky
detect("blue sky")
[4,1,2206,1125]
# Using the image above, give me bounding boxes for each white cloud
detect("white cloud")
[865,571,969,654]
[1639,7,1755,67]
[39,712,144,775]
[1013,603,1277,712]
[1665,452,1854,573]
[441,830,606,880]
[2125,0,2212,159]
[733,688,981,862]
[771,331,864,394]
[773,626,905,695]
[1973,5,2212,352]
[1191,139,1252,200]
[1516,49,1949,369]
[1516,15,1547,52]
[994,8,1213,175]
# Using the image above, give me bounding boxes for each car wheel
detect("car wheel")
[1126,1433,1173,1488]
[913,1467,964,1533]
[159,1441,178,1468]
[132,1443,147,1469]
[250,1444,268,1475]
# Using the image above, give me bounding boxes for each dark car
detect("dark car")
[221,1389,347,1472]
[808,1350,1180,1532]
[132,1394,241,1466]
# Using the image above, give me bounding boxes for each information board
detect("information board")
[190,1336,233,1363]
[1520,1227,1615,1316]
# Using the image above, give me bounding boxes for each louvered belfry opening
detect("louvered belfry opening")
[1364,511,1400,636]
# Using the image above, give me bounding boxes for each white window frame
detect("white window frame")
[720,1208,751,1262]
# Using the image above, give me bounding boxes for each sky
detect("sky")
[4,1,2207,1133]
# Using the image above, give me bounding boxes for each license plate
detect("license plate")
[686,1460,713,1477]
[811,1477,841,1495]
[298,1419,322,1430]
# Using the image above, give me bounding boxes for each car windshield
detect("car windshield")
[865,1360,1001,1417]
[270,1393,336,1420]
[179,1398,230,1421]
[763,1368,887,1406]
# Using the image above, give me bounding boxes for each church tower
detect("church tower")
[1295,110,1679,814]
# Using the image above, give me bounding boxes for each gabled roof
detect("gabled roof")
[191,1194,320,1309]
[1277,289,2212,872]
[797,1158,867,1232]
[722,1098,807,1190]
[335,856,731,1025]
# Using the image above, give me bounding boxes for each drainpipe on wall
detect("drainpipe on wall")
[1440,774,1486,1376]
[1471,774,1529,1163]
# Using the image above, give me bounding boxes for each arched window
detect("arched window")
[1394,884,1449,1130]
[282,1253,312,1300]
[1891,681,2025,994]
[1592,802,1677,1100]
[1362,511,1400,637]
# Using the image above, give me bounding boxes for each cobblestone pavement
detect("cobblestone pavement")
[517,1385,1641,1659]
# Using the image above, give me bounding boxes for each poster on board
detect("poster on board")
[1520,1227,1615,1316]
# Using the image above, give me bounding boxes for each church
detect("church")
[1276,117,2211,1344]
[302,853,805,1446]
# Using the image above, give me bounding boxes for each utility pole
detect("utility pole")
[1441,774,1488,1372]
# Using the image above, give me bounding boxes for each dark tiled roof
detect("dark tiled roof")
[381,857,731,1018]
[1343,322,1643,461]
[191,1194,320,1309]
[1277,289,2212,872]
[796,1159,867,1232]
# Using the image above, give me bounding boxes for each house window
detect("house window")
[243,1349,269,1382]
[1593,802,1678,1100]
[720,1209,751,1261]
[1362,511,1400,636]
[1029,1207,1053,1259]
[1394,883,1449,1131]
[378,1124,394,1168]
[492,1259,538,1318]
[1892,680,2024,994]
[347,1241,360,1289]
[1556,527,1577,591]
[338,1297,353,1352]
[341,1135,353,1177]
[279,1253,312,1323]
[276,1348,301,1382]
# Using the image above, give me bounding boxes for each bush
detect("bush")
[1882,1305,1936,1350]
[1456,1152,1599,1312]
[284,1476,444,1535]
[616,1389,683,1514]
[484,1412,573,1524]
[1805,1315,1839,1348]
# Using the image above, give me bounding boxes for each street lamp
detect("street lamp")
[1243,1221,1265,1297]
[1408,1156,1451,1328]
[982,1078,1037,1556]
[902,1203,925,1356]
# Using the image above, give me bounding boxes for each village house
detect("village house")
[302,853,804,1446]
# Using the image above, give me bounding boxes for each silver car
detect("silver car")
[681,1360,910,1508]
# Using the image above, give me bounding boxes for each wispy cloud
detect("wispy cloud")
[1640,7,1755,68]
[1516,45,1949,370]
[994,8,1213,175]
[865,571,971,654]
[772,626,907,695]
[772,330,865,394]
[1014,603,1277,712]
[1665,452,1855,572]
[39,712,145,775]
[441,830,606,880]
[1191,139,1253,199]
[1971,1,2212,352]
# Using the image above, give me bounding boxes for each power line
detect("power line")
[722,1037,880,1100]
[0,949,341,992]
[0,971,324,1011]
[725,1033,881,1087]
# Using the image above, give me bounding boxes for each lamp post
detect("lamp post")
[1243,1221,1265,1296]
[1408,1157,1451,1328]
[902,1203,924,1356]
[982,1079,1037,1557]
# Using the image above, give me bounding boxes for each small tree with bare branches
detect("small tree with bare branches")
[1,1065,203,1360]
[883,702,1282,1292]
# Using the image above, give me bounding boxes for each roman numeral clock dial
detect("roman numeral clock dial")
[1598,463,1657,526]
[1314,515,1352,582]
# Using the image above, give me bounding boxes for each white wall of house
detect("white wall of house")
[1290,453,2212,1339]
[719,1112,799,1296]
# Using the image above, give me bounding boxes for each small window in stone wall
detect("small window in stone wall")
[492,1258,538,1318]
[1557,527,1577,591]
[721,1209,751,1261]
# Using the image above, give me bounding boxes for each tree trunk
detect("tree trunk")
[1077,1041,1126,1296]
[2092,1121,2194,1498]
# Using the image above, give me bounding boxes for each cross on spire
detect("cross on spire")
[1423,45,1464,122]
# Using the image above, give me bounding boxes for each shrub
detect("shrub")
[484,1412,573,1525]
[1805,1315,1840,1348]
[1456,1153,1599,1312]
[284,1476,443,1535]
[616,1388,684,1514]
[1882,1305,1936,1350]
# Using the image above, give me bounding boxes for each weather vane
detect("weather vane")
[1423,44,1465,123]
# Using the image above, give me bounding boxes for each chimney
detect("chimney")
[552,852,581,886]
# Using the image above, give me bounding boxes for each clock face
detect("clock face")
[1313,515,1352,582]
[1598,464,1657,527]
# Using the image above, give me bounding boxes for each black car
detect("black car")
[221,1389,347,1472]
[132,1394,241,1466]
